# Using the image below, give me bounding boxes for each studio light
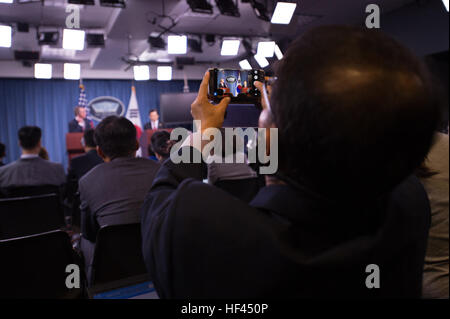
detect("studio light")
[249,0,270,21]
[133,65,150,81]
[100,0,126,8]
[63,29,85,51]
[86,33,105,48]
[188,38,203,53]
[256,41,275,58]
[0,0,13,4]
[68,0,95,4]
[37,31,59,46]
[0,25,12,48]
[168,35,187,54]
[64,63,81,80]
[442,0,449,11]
[271,2,297,24]
[215,0,240,17]
[34,63,52,79]
[221,39,240,56]
[148,36,166,50]
[254,54,269,68]
[157,66,172,81]
[187,0,214,14]
[274,44,283,60]
[239,59,252,70]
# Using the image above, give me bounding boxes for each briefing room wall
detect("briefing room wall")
[0,78,201,170]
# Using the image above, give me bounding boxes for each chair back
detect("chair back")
[0,193,64,239]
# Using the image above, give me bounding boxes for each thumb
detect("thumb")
[217,97,231,111]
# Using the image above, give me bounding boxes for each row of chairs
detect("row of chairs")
[0,186,151,298]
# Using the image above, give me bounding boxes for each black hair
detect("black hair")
[83,129,96,148]
[18,126,42,150]
[149,109,158,115]
[270,25,439,199]
[150,130,174,160]
[0,142,5,158]
[94,116,137,159]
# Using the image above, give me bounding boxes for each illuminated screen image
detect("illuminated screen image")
[217,69,250,97]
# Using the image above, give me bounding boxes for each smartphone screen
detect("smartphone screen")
[216,69,251,97]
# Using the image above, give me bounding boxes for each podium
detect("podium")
[66,133,85,164]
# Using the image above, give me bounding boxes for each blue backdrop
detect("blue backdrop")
[0,78,201,169]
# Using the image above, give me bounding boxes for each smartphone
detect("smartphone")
[208,68,265,104]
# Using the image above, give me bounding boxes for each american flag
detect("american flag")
[78,79,89,117]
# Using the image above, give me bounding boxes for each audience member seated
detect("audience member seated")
[141,26,439,298]
[0,126,65,188]
[67,129,103,182]
[150,130,175,162]
[418,132,449,299]
[0,142,5,167]
[79,116,160,280]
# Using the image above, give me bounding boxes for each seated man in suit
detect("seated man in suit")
[67,129,103,182]
[79,116,160,280]
[68,106,94,133]
[144,109,164,130]
[0,126,66,188]
[0,142,5,167]
[141,26,439,298]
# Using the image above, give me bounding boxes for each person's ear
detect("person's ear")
[97,146,106,160]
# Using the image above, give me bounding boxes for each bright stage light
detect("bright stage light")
[64,63,81,80]
[168,35,187,54]
[274,44,283,60]
[254,54,269,68]
[239,59,252,70]
[221,39,240,56]
[133,65,150,81]
[257,41,275,58]
[63,29,85,51]
[271,2,297,24]
[0,25,12,48]
[157,66,172,81]
[34,63,52,79]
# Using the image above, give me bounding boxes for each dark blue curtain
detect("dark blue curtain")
[0,78,201,169]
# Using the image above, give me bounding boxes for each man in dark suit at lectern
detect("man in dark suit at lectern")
[68,106,94,133]
[144,109,164,130]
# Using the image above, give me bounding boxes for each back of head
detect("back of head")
[94,116,137,159]
[150,130,173,159]
[83,129,97,148]
[271,25,439,199]
[18,126,42,151]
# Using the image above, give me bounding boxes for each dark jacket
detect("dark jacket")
[68,150,103,182]
[144,121,164,130]
[68,118,94,133]
[0,157,65,188]
[79,156,160,242]
[141,147,431,298]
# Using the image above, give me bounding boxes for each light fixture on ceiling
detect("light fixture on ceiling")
[239,59,252,70]
[0,0,13,3]
[133,65,150,81]
[274,44,283,60]
[68,0,95,5]
[188,37,203,53]
[221,39,240,56]
[63,29,85,51]
[157,66,172,81]
[215,0,240,17]
[442,0,449,11]
[249,0,270,21]
[0,25,12,48]
[64,63,81,80]
[34,63,52,79]
[168,35,187,54]
[99,0,126,8]
[187,0,214,14]
[254,54,269,68]
[37,31,59,46]
[256,41,275,58]
[271,2,297,24]
[148,36,166,50]
[86,33,105,48]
